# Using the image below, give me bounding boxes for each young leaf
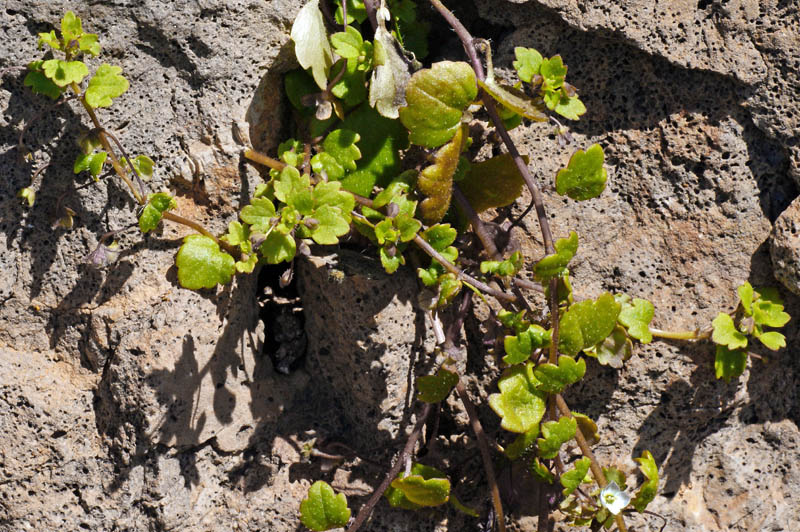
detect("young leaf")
[540,56,567,90]
[274,166,312,207]
[711,313,748,350]
[532,355,586,394]
[555,144,607,201]
[126,155,155,180]
[752,296,790,328]
[587,325,633,368]
[330,25,364,59]
[398,61,477,148]
[478,78,548,122]
[573,412,600,446]
[534,231,578,282]
[756,330,786,350]
[85,64,129,108]
[631,450,658,513]
[385,463,450,509]
[417,368,459,403]
[78,34,101,57]
[529,458,555,483]
[537,416,577,459]
[714,345,747,382]
[561,456,591,497]
[322,129,361,173]
[176,235,235,289]
[488,363,547,433]
[369,12,411,119]
[552,92,586,121]
[291,0,333,90]
[738,282,754,315]
[18,187,36,207]
[38,30,62,51]
[309,204,351,245]
[240,197,277,233]
[74,151,108,178]
[60,11,83,44]
[260,232,296,264]
[513,47,543,83]
[139,192,176,233]
[458,153,527,213]
[503,324,550,365]
[417,123,467,224]
[421,224,457,251]
[41,59,89,87]
[299,480,351,531]
[379,246,403,274]
[221,221,250,250]
[559,293,621,356]
[617,296,655,343]
[504,426,539,460]
[482,251,524,278]
[394,214,421,242]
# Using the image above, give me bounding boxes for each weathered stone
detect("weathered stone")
[771,196,800,295]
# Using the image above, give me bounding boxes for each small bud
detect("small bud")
[304,217,319,230]
[279,267,294,288]
[86,241,121,268]
[54,207,76,229]
[18,187,35,207]
[385,202,399,218]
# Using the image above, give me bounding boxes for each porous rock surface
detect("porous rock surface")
[0,1,799,532]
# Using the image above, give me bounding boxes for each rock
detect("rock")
[771,196,800,294]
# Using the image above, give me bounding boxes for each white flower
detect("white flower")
[599,481,631,515]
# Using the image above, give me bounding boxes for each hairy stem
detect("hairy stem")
[243,148,286,171]
[455,380,506,532]
[649,327,709,341]
[346,404,432,532]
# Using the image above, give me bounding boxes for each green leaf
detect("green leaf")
[274,166,312,206]
[553,92,586,121]
[330,25,364,59]
[369,17,411,119]
[573,412,600,446]
[482,251,524,278]
[139,192,176,233]
[558,293,621,357]
[385,463,450,509]
[537,416,576,459]
[335,0,368,24]
[61,11,83,44]
[176,235,235,289]
[738,282,754,315]
[752,297,790,328]
[488,363,547,433]
[78,34,101,57]
[458,153,527,213]
[311,153,345,181]
[394,214,421,242]
[561,457,591,497]
[41,59,89,87]
[532,355,586,394]
[503,325,550,365]
[714,345,747,382]
[449,494,479,518]
[291,0,333,90]
[259,232,296,264]
[322,129,361,173]
[529,458,555,483]
[24,69,62,100]
[299,481,351,531]
[421,224,457,252]
[417,123,467,224]
[313,180,356,213]
[513,47,543,83]
[540,56,567,90]
[711,313,748,350]
[38,31,62,51]
[240,197,277,233]
[128,155,155,180]
[339,103,409,196]
[18,187,35,207]
[555,144,607,201]
[604,467,628,490]
[504,426,539,460]
[534,231,578,282]
[379,246,403,274]
[756,331,786,351]
[309,204,351,244]
[617,296,654,343]
[399,61,477,148]
[417,368,459,403]
[221,221,250,249]
[478,78,548,121]
[235,254,258,274]
[588,325,633,368]
[631,451,658,513]
[74,151,108,178]
[85,64,129,108]
[330,59,368,108]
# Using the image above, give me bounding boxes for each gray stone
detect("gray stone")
[771,196,800,295]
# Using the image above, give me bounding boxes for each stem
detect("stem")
[555,394,627,532]
[455,380,506,532]
[243,148,286,171]
[649,327,708,341]
[452,185,501,260]
[412,234,516,302]
[161,211,236,255]
[346,404,432,532]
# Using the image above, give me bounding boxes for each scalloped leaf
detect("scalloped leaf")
[309,204,351,245]
[260,232,296,264]
[711,313,748,350]
[322,129,361,173]
[139,192,176,233]
[417,123,467,224]
[74,151,107,178]
[24,68,62,100]
[241,197,277,233]
[458,153,527,213]
[555,144,607,201]
[631,450,658,513]
[573,412,600,446]
[331,25,364,59]
[503,324,550,365]
[529,457,555,483]
[559,293,621,357]
[617,296,654,343]
[534,231,578,282]
[478,78,548,121]
[60,11,83,44]
[421,224,457,252]
[537,416,576,459]
[588,325,633,368]
[85,64,129,108]
[291,0,333,90]
[561,456,591,497]
[417,368,459,403]
[41,59,88,88]
[513,47,543,83]
[505,426,539,460]
[38,30,62,51]
[532,355,586,394]
[488,363,547,433]
[385,463,450,509]
[399,61,477,148]
[299,480,351,531]
[752,296,790,328]
[176,235,235,289]
[756,330,786,351]
[714,345,747,382]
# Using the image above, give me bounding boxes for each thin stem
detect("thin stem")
[452,185,501,260]
[412,234,516,302]
[346,404,432,532]
[455,380,506,532]
[162,212,238,256]
[649,327,708,341]
[243,148,286,172]
[101,128,147,200]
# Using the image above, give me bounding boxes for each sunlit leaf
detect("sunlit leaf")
[617,295,654,343]
[534,231,578,282]
[41,59,88,87]
[558,293,621,357]
[385,463,450,509]
[488,363,547,433]
[291,0,333,90]
[537,416,577,459]
[139,192,176,233]
[631,450,658,513]
[85,64,129,108]
[417,123,467,223]
[711,313,748,350]
[560,456,591,497]
[513,47,543,83]
[555,144,607,201]
[532,355,586,394]
[369,16,411,119]
[176,235,235,289]
[503,325,550,365]
[299,481,351,531]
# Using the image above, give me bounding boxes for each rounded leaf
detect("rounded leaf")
[176,235,235,289]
